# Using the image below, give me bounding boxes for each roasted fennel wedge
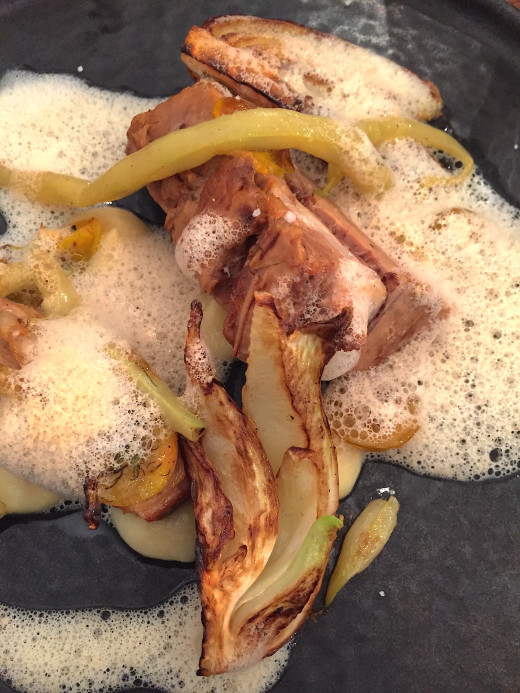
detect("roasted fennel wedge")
[181,300,279,675]
[182,297,341,674]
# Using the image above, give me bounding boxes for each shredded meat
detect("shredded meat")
[126,81,444,370]
[176,156,269,310]
[224,175,386,360]
[127,80,231,240]
[285,168,448,369]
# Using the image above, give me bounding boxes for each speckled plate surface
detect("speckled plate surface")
[0,2,519,692]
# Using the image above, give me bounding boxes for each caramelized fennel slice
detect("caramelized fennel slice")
[242,300,307,474]
[214,296,341,670]
[182,300,279,675]
[182,17,443,123]
[232,514,342,665]
[235,447,321,615]
[231,450,342,662]
[334,434,365,499]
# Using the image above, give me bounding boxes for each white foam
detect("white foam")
[0,70,159,244]
[324,138,520,480]
[0,71,288,693]
[72,217,201,394]
[0,56,518,691]
[175,211,248,281]
[209,19,440,124]
[0,582,289,693]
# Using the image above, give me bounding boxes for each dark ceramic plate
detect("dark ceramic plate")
[1,2,519,692]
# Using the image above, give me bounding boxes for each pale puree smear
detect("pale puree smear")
[0,35,519,693]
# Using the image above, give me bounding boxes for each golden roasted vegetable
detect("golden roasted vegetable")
[230,297,341,659]
[241,296,307,474]
[243,293,339,516]
[182,16,443,123]
[325,496,400,607]
[97,433,178,507]
[57,217,102,262]
[334,434,365,498]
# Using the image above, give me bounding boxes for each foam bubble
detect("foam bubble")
[0,71,159,244]
[72,217,201,394]
[0,71,289,693]
[210,21,440,124]
[175,212,248,281]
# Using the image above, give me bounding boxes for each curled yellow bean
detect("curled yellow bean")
[357,116,474,187]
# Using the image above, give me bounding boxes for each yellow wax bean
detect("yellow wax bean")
[0,110,393,207]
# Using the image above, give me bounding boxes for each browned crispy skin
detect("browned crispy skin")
[182,15,442,120]
[182,24,310,112]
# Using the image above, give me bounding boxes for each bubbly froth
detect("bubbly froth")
[0,71,288,693]
[0,582,289,693]
[324,139,520,480]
